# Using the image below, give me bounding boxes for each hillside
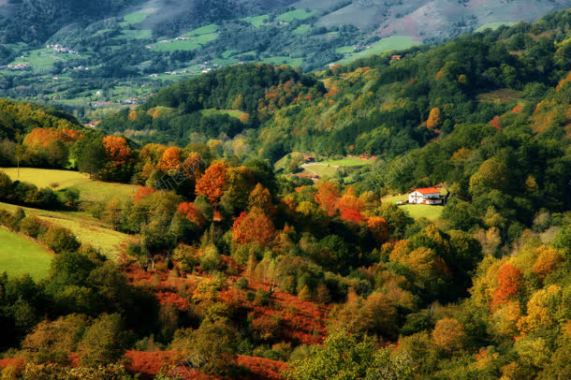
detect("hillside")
[0,8,570,380]
[0,1,570,116]
[102,10,571,162]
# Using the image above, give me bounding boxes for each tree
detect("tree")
[315,181,339,217]
[337,187,365,224]
[232,207,276,246]
[432,318,465,352]
[22,314,88,364]
[248,183,274,212]
[426,107,441,129]
[491,263,522,310]
[75,135,106,178]
[158,147,182,173]
[41,225,80,253]
[171,319,238,375]
[78,314,125,366]
[195,161,228,204]
[177,202,205,227]
[367,216,389,243]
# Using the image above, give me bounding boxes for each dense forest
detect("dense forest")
[0,8,569,380]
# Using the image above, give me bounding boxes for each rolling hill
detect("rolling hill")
[0,0,569,116]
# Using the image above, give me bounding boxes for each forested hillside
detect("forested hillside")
[105,10,571,161]
[0,0,569,116]
[0,8,569,380]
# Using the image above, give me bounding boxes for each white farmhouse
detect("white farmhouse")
[408,187,443,205]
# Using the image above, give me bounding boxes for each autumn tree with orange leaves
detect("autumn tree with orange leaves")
[196,161,228,204]
[232,207,276,246]
[177,202,205,227]
[315,181,340,217]
[491,263,523,310]
[337,187,365,224]
[158,147,182,173]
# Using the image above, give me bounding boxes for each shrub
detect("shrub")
[40,225,80,253]
[19,217,47,238]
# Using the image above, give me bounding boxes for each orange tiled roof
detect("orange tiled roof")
[414,187,441,195]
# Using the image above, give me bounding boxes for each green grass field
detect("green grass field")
[0,168,141,204]
[201,108,248,120]
[382,193,444,221]
[277,9,314,22]
[338,36,420,64]
[262,56,304,67]
[0,202,134,261]
[301,157,374,178]
[0,228,52,280]
[400,204,443,221]
[476,22,516,33]
[244,14,269,27]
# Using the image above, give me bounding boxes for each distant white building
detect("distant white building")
[408,187,443,205]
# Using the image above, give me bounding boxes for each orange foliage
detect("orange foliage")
[532,246,563,278]
[367,216,389,242]
[134,187,156,203]
[239,112,250,124]
[196,161,228,204]
[432,317,465,351]
[426,107,441,129]
[158,147,182,173]
[490,115,502,130]
[177,202,205,227]
[337,187,365,224]
[315,181,340,217]
[23,128,81,148]
[102,136,131,164]
[232,207,276,246]
[512,103,524,114]
[491,263,523,309]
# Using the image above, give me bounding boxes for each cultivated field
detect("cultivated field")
[0,228,52,280]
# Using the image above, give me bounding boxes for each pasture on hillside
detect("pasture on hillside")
[301,157,374,178]
[0,202,134,261]
[0,168,141,204]
[0,228,52,280]
[382,194,444,221]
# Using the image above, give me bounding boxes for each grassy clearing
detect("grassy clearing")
[122,10,154,25]
[244,14,269,27]
[477,88,522,104]
[201,108,248,120]
[0,168,141,204]
[278,9,314,22]
[400,204,443,221]
[11,48,80,73]
[187,24,219,36]
[294,24,312,35]
[301,157,373,178]
[476,22,516,33]
[382,193,444,221]
[0,228,52,280]
[0,202,134,261]
[338,36,420,63]
[120,29,153,40]
[262,56,304,67]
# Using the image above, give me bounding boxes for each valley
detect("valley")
[0,6,569,380]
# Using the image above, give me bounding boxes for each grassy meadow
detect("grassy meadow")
[0,228,52,280]
[0,202,134,261]
[301,157,374,177]
[0,168,141,204]
[382,193,444,221]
